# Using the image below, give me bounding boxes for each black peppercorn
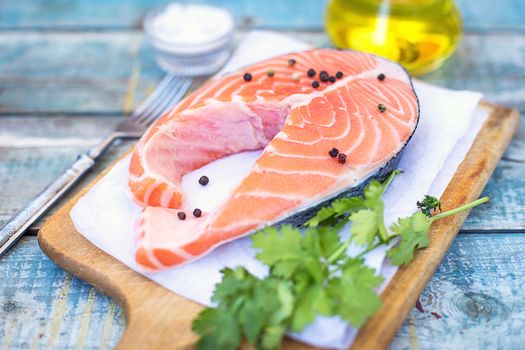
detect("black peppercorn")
[329,148,339,158]
[243,73,252,82]
[193,208,202,217]
[199,175,209,186]
[338,153,347,164]
[329,76,336,83]
[335,71,343,79]
[307,68,316,77]
[378,103,387,113]
[312,80,320,88]
[288,58,297,66]
[177,211,186,220]
[319,71,329,82]
[377,73,386,81]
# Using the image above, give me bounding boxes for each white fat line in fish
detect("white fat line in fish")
[282,66,406,111]
[205,218,269,235]
[233,191,307,202]
[366,113,382,165]
[160,187,175,208]
[354,80,412,118]
[142,180,162,207]
[250,166,341,178]
[138,234,165,269]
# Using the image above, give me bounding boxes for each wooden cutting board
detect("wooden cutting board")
[38,101,519,350]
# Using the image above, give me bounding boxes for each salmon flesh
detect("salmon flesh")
[128,49,419,271]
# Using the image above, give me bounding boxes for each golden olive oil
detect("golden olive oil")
[325,0,462,75]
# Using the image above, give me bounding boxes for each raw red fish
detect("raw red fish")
[129,49,419,270]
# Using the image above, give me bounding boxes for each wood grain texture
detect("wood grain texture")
[0,237,123,350]
[390,233,525,350]
[3,234,524,350]
[36,103,519,349]
[2,114,524,231]
[2,32,525,114]
[0,118,134,229]
[350,103,520,349]
[0,0,524,32]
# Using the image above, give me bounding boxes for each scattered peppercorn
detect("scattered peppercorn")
[307,68,316,77]
[243,73,252,82]
[335,71,343,79]
[338,153,347,164]
[177,211,186,220]
[377,73,386,81]
[312,80,320,88]
[329,148,339,158]
[319,71,329,82]
[291,72,300,81]
[329,76,336,83]
[267,69,275,77]
[288,58,297,66]
[199,175,209,186]
[193,208,202,217]
[378,103,387,113]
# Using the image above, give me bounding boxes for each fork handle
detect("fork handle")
[0,154,95,256]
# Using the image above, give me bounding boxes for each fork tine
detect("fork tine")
[131,74,177,120]
[135,77,184,125]
[138,78,192,127]
[144,78,192,123]
[156,79,192,116]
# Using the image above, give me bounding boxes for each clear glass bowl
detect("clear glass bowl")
[144,4,235,76]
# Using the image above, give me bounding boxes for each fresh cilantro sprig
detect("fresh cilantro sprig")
[387,196,489,265]
[192,267,294,350]
[192,171,488,350]
[417,195,442,217]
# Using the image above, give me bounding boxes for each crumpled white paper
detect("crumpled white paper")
[70,31,485,349]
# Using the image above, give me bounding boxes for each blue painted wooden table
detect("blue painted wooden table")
[1,1,524,349]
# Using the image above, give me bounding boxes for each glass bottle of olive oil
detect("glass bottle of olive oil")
[325,0,462,75]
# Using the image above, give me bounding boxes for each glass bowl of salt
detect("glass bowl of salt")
[144,3,235,76]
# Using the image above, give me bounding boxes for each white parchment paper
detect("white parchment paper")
[70,31,485,349]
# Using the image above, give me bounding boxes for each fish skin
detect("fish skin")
[129,49,420,271]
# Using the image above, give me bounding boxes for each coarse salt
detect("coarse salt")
[150,3,234,47]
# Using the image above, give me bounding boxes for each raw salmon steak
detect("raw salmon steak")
[129,49,419,271]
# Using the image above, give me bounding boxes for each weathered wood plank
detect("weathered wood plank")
[0,237,123,350]
[0,115,131,227]
[0,149,134,229]
[1,32,525,114]
[0,112,523,230]
[392,233,525,349]
[0,32,160,114]
[1,233,523,349]
[0,0,523,32]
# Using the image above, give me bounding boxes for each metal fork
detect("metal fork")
[0,74,192,256]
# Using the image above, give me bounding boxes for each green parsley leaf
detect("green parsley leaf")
[363,180,384,209]
[317,225,344,259]
[387,212,431,266]
[259,324,288,350]
[349,209,378,246]
[252,225,305,278]
[304,206,338,228]
[290,285,333,331]
[305,197,365,227]
[332,197,366,214]
[192,307,241,350]
[361,171,400,242]
[327,259,383,327]
[211,267,258,305]
[417,195,442,217]
[194,267,295,350]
